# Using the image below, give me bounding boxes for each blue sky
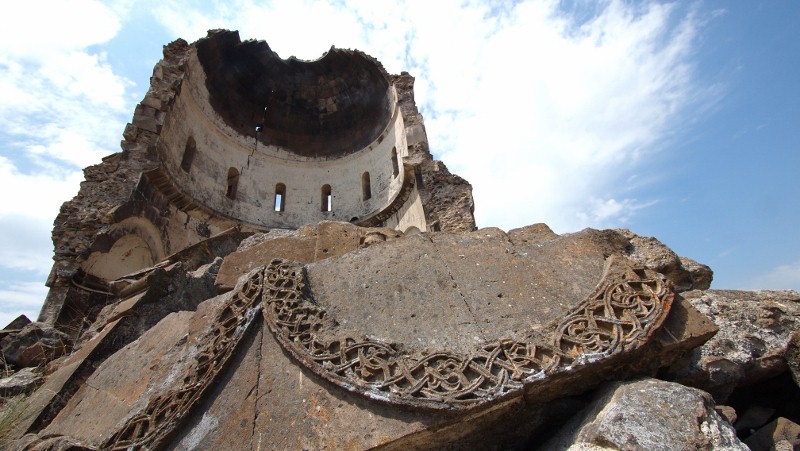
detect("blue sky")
[0,0,798,326]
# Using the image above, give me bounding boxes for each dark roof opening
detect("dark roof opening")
[196,30,393,159]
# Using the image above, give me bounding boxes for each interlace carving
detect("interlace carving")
[556,269,670,357]
[261,259,673,410]
[101,269,264,450]
[35,259,671,449]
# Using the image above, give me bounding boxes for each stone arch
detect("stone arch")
[391,147,399,177]
[180,136,197,172]
[321,184,332,212]
[274,183,286,212]
[226,167,239,199]
[404,226,421,235]
[81,216,166,281]
[362,172,371,201]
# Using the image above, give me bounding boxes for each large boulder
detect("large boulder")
[0,367,42,397]
[744,417,800,451]
[665,289,800,400]
[0,323,71,369]
[616,229,713,291]
[542,378,747,450]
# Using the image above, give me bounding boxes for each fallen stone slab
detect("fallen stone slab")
[40,310,195,444]
[616,228,713,292]
[744,417,800,451]
[0,322,71,369]
[1,314,31,332]
[77,258,221,348]
[5,305,139,441]
[215,230,316,292]
[215,221,403,292]
[4,260,221,442]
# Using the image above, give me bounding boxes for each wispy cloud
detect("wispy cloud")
[417,1,710,232]
[747,260,800,291]
[0,281,49,327]
[0,1,134,321]
[0,2,131,169]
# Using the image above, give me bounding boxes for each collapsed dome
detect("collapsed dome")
[196,30,393,158]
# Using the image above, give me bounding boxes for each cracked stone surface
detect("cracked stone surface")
[18,224,709,449]
[40,310,194,442]
[306,227,629,355]
[664,289,800,400]
[542,378,747,451]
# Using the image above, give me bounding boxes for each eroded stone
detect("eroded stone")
[542,378,747,450]
[665,289,800,400]
[0,323,71,369]
[744,417,800,451]
[0,368,42,398]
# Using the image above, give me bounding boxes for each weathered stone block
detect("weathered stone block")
[744,417,800,451]
[0,367,42,397]
[313,220,361,261]
[665,289,800,400]
[542,378,747,450]
[41,311,195,442]
[215,232,315,292]
[0,323,71,369]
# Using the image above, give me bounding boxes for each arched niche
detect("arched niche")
[81,216,166,281]
[82,235,156,281]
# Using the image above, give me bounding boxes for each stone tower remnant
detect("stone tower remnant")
[2,30,798,450]
[38,29,475,336]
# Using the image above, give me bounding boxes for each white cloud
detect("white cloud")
[0,281,48,327]
[0,0,131,167]
[0,1,121,58]
[0,1,134,322]
[0,214,55,274]
[0,157,79,276]
[418,1,709,232]
[747,260,800,291]
[576,198,659,226]
[146,0,405,69]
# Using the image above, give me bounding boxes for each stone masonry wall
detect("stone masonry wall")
[393,72,477,232]
[39,39,194,327]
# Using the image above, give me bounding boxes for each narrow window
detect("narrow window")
[361,172,371,201]
[226,167,239,199]
[391,147,399,177]
[274,183,286,212]
[181,137,196,172]
[321,184,332,212]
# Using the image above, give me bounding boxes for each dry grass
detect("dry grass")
[0,393,28,447]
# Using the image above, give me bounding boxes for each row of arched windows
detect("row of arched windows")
[180,137,400,212]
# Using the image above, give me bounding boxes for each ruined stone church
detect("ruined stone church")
[1,30,798,450]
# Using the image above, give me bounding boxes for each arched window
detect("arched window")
[181,137,196,172]
[321,184,332,212]
[274,183,286,212]
[361,172,371,201]
[225,167,239,199]
[391,147,399,177]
